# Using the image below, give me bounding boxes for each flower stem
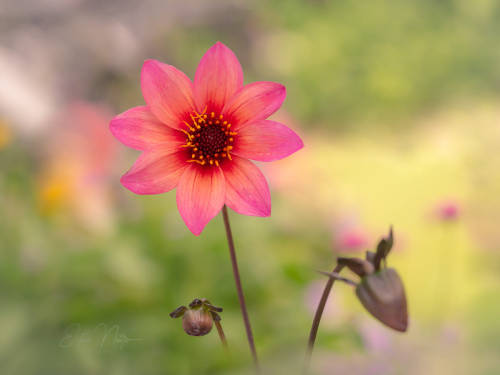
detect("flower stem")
[303,262,345,375]
[222,206,260,371]
[214,320,228,350]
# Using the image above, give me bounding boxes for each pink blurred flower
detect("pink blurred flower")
[435,199,460,221]
[440,322,463,346]
[337,228,369,251]
[317,354,391,375]
[110,42,303,235]
[333,218,370,253]
[38,102,117,232]
[357,318,392,354]
[304,280,345,325]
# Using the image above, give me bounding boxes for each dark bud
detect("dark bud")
[204,302,223,313]
[171,298,224,337]
[318,270,358,287]
[189,298,203,309]
[365,251,376,265]
[182,309,214,336]
[355,267,408,332]
[366,251,375,265]
[373,226,394,270]
[338,257,374,277]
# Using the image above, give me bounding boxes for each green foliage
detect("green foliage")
[259,0,500,129]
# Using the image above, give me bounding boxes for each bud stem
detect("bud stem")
[318,271,357,287]
[214,320,228,349]
[303,263,345,375]
[221,206,260,372]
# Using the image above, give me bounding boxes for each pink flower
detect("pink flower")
[336,228,369,251]
[304,280,345,321]
[110,42,303,235]
[435,199,460,221]
[333,218,370,253]
[357,318,392,354]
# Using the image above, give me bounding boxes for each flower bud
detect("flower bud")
[355,268,408,332]
[182,309,213,336]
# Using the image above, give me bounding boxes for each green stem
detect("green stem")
[222,206,260,372]
[303,262,345,374]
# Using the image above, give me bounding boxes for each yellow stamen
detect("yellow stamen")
[190,113,198,125]
[181,124,195,134]
[194,111,206,123]
[187,159,206,165]
[180,108,236,168]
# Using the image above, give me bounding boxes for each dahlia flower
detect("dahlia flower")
[111,42,303,235]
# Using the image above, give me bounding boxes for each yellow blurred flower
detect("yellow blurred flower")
[37,102,119,233]
[0,119,12,149]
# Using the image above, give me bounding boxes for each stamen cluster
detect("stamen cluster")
[181,110,237,167]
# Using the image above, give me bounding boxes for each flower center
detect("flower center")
[181,109,237,167]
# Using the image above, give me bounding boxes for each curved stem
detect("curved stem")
[222,206,260,371]
[303,262,345,374]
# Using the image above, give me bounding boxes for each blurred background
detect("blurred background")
[1,0,500,374]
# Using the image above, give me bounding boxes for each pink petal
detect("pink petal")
[194,42,243,114]
[141,59,196,130]
[176,164,226,235]
[232,120,304,162]
[121,149,187,195]
[110,106,186,151]
[221,156,271,217]
[222,82,286,129]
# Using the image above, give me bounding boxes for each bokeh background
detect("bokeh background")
[1,0,500,374]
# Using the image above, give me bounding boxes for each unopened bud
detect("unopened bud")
[182,309,214,336]
[170,298,224,338]
[355,268,408,332]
